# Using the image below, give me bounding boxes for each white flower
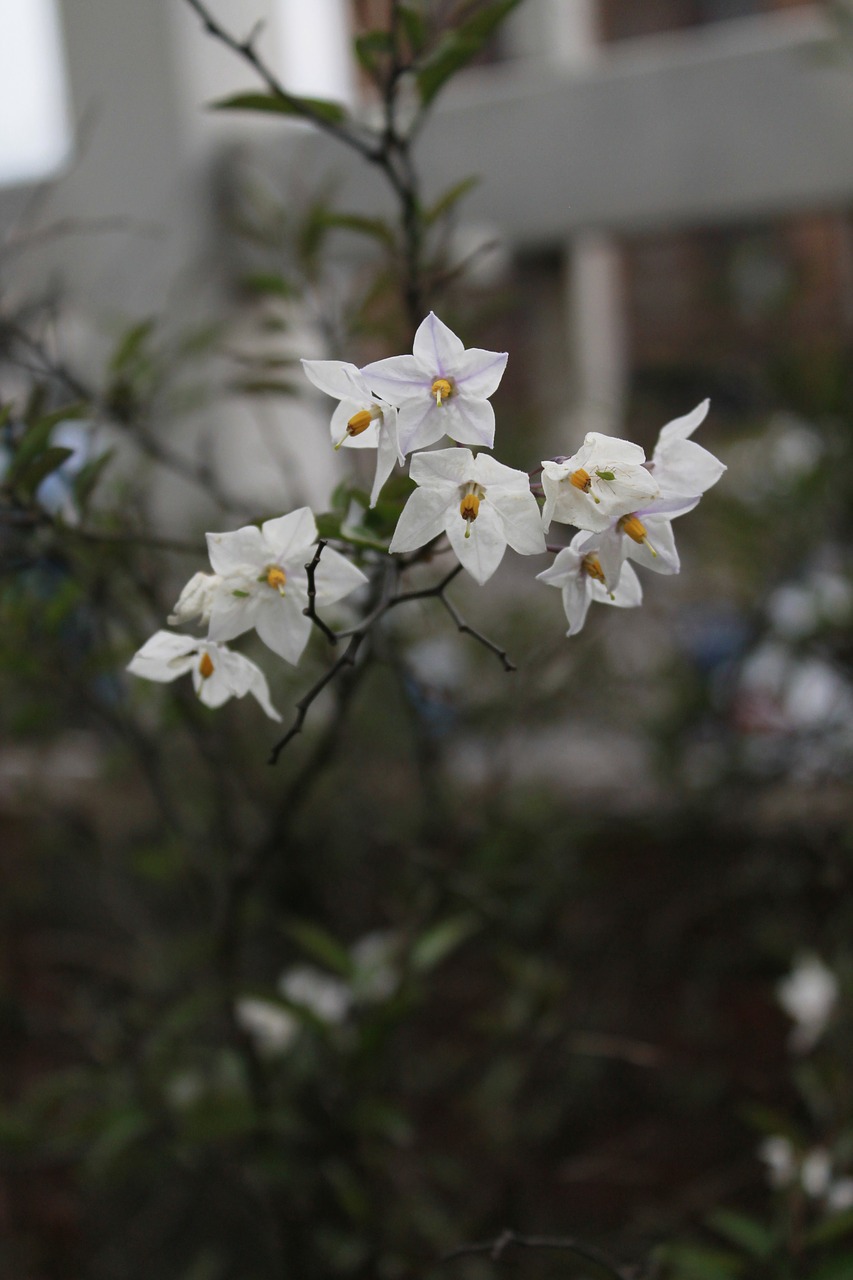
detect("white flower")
[278,965,351,1024]
[541,433,659,533]
[301,358,403,508]
[235,997,298,1056]
[167,571,222,627]
[648,399,725,501]
[801,1148,833,1198]
[205,507,367,664]
[127,631,281,720]
[777,953,838,1053]
[351,931,399,1004]
[536,531,643,637]
[758,1136,797,1189]
[361,311,508,454]
[578,493,701,591]
[389,447,546,585]
[826,1178,853,1213]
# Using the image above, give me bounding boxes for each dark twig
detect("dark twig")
[268,633,365,765]
[439,590,516,673]
[302,540,338,645]
[440,1228,635,1279]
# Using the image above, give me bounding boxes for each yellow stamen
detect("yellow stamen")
[582,554,606,584]
[569,468,591,492]
[619,514,657,556]
[198,651,214,680]
[266,566,287,591]
[346,409,373,437]
[432,377,453,407]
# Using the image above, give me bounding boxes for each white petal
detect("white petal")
[596,561,643,609]
[472,452,531,492]
[255,594,313,665]
[370,420,402,507]
[261,507,317,560]
[655,437,726,499]
[301,358,371,403]
[361,354,428,404]
[657,399,710,444]
[625,515,680,575]
[127,630,197,682]
[207,589,258,645]
[410,447,473,488]
[397,398,444,453]
[445,500,506,585]
[206,525,265,576]
[450,348,508,399]
[168,571,221,627]
[492,489,547,556]
[412,311,465,374]
[535,543,583,588]
[588,526,625,590]
[313,546,368,605]
[561,578,592,636]
[575,433,647,469]
[444,396,495,449]
[389,487,450,554]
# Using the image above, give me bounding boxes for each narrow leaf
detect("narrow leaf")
[426,175,480,225]
[109,320,155,374]
[287,921,353,977]
[73,448,115,511]
[210,91,347,126]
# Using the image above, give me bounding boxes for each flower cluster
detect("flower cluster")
[128,312,724,722]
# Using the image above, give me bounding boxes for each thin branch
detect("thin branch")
[268,633,365,765]
[440,1228,635,1280]
[182,0,379,162]
[302,540,338,645]
[439,590,517,673]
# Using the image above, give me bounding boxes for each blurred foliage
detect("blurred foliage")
[2,3,853,1280]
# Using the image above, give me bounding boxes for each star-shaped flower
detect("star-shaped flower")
[541,433,659,533]
[536,532,643,636]
[389,447,545,585]
[361,312,508,454]
[127,631,281,720]
[301,359,403,508]
[648,399,725,500]
[203,507,367,664]
[579,493,701,591]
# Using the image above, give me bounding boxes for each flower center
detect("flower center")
[336,403,382,450]
[266,566,287,592]
[198,651,215,679]
[459,483,485,539]
[581,554,606,584]
[569,468,592,492]
[432,377,453,407]
[618,514,657,557]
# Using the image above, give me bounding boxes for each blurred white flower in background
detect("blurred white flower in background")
[776,953,839,1053]
[235,997,298,1056]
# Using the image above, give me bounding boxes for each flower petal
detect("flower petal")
[655,437,726,499]
[207,588,259,644]
[361,355,428,404]
[410,447,473,488]
[261,507,317,560]
[331,399,380,450]
[301,359,371,403]
[444,396,495,450]
[412,311,465,374]
[389,487,450,554]
[255,594,313,664]
[445,499,506,585]
[207,525,265,576]
[492,489,547,556]
[450,348,508,398]
[370,419,403,508]
[596,561,643,609]
[472,452,531,492]
[127,631,197,681]
[657,399,710,444]
[313,546,368,606]
[397,398,444,453]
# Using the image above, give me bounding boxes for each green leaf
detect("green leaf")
[241,271,297,298]
[411,916,477,973]
[806,1208,853,1247]
[315,512,342,540]
[809,1252,853,1280]
[706,1209,775,1260]
[415,0,523,107]
[230,378,297,397]
[399,5,427,53]
[287,921,354,977]
[355,29,394,72]
[210,91,347,126]
[109,319,155,374]
[660,1244,745,1280]
[425,175,480,226]
[319,211,396,249]
[73,448,114,512]
[15,446,74,498]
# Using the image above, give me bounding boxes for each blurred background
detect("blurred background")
[3,2,853,1277]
